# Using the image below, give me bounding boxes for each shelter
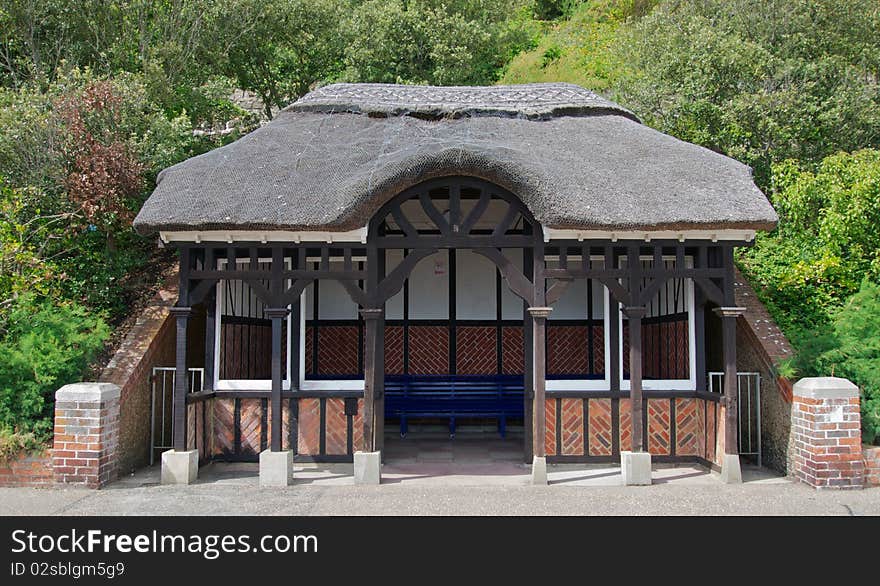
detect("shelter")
[133,82,778,485]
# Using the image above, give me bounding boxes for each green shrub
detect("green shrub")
[0,296,109,446]
[789,280,880,444]
[0,427,47,464]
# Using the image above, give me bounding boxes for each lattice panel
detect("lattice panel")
[352,399,364,453]
[239,399,264,456]
[317,326,359,376]
[297,398,321,455]
[647,399,671,455]
[213,398,235,457]
[501,326,524,374]
[695,398,706,460]
[408,326,449,374]
[561,398,584,456]
[675,320,689,379]
[675,398,699,456]
[623,318,688,380]
[592,325,605,374]
[715,404,726,466]
[547,325,590,375]
[304,326,314,374]
[384,326,404,375]
[705,401,717,464]
[588,398,613,456]
[325,398,348,455]
[456,326,497,375]
[619,398,632,452]
[545,399,557,456]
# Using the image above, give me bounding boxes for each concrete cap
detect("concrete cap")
[55,382,121,402]
[792,377,859,399]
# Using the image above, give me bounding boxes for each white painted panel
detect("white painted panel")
[304,282,314,318]
[385,249,404,319]
[590,278,605,318]
[500,248,525,320]
[549,272,587,320]
[408,250,449,319]
[456,250,496,320]
[318,274,359,319]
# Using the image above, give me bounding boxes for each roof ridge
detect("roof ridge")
[286,82,640,123]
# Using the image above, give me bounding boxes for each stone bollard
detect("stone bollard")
[52,383,121,488]
[790,377,864,489]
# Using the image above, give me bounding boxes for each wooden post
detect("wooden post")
[266,307,289,452]
[361,307,383,452]
[170,246,192,453]
[522,247,534,462]
[528,307,552,458]
[170,306,192,452]
[623,305,647,452]
[716,245,746,456]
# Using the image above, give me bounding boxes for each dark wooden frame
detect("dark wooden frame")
[170,176,747,465]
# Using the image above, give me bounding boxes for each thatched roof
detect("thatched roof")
[133,82,777,235]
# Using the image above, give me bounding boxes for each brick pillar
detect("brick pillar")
[53,383,121,488]
[790,377,864,489]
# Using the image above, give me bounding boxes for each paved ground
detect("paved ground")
[2,433,878,516]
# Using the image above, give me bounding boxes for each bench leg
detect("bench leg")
[400,415,407,439]
[449,416,456,439]
[499,414,507,439]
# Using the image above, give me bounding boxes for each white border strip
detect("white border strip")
[543,227,755,243]
[161,227,368,244]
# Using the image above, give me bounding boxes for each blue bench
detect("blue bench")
[384,375,525,438]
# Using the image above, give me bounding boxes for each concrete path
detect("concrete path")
[2,461,878,516]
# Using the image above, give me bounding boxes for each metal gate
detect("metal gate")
[150,367,205,465]
[709,371,761,467]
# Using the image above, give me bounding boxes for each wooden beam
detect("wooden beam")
[473,248,535,306]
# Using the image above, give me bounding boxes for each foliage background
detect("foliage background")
[0,0,878,452]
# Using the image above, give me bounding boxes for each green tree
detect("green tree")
[342,0,534,86]
[612,0,880,188]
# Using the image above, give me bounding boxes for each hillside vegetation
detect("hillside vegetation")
[0,0,878,453]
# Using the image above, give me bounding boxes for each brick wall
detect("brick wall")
[99,266,178,475]
[543,395,720,462]
[212,396,362,461]
[0,450,54,488]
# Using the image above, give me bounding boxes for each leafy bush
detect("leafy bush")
[0,297,109,449]
[739,149,880,331]
[788,280,880,444]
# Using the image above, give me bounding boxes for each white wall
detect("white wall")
[408,250,449,319]
[456,250,496,320]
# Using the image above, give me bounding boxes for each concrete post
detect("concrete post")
[790,377,864,489]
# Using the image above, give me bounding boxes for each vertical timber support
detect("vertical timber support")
[265,308,289,452]
[170,305,192,453]
[714,305,746,483]
[523,248,534,464]
[623,306,647,453]
[714,245,746,484]
[527,307,551,485]
[356,307,384,485]
[620,305,651,485]
[261,304,293,487]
